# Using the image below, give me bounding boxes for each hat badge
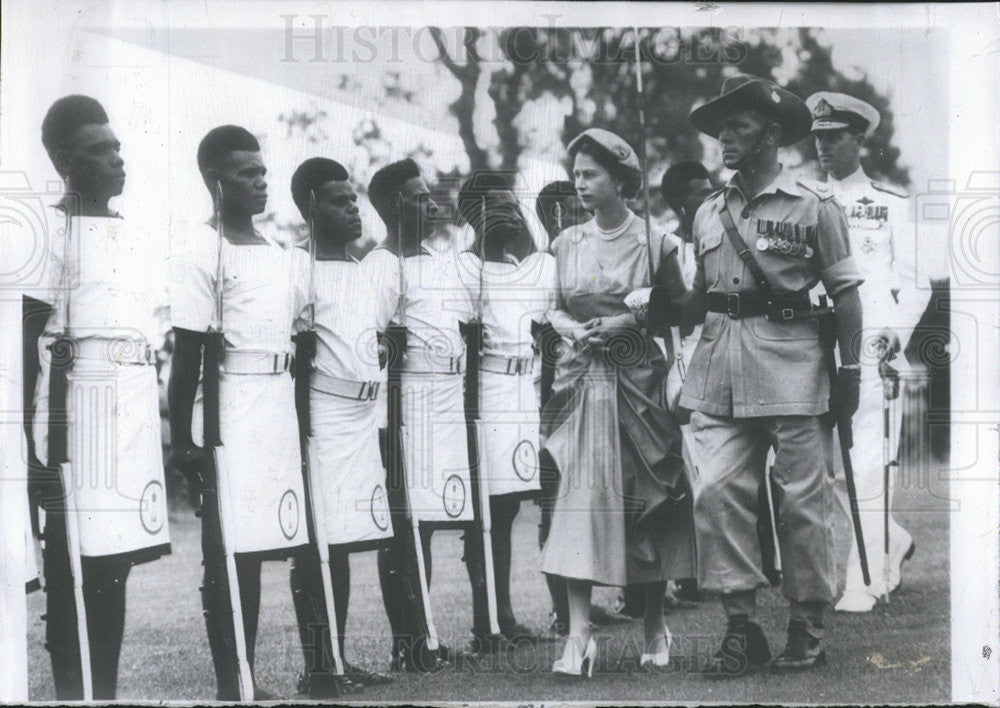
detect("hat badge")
[770,90,781,104]
[814,98,833,118]
[618,147,628,158]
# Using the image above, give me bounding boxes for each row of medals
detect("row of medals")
[756,236,814,259]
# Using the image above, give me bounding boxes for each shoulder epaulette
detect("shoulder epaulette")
[796,178,836,201]
[871,180,909,199]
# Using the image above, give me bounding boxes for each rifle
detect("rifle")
[631,28,701,488]
[383,213,439,658]
[45,202,92,701]
[293,191,345,675]
[204,181,255,700]
[464,196,501,638]
[881,362,892,602]
[817,294,871,587]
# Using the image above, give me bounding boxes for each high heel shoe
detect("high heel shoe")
[640,625,673,670]
[552,637,598,678]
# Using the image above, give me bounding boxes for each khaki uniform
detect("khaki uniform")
[680,169,863,602]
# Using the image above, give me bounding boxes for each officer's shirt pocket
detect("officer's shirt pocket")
[696,228,723,290]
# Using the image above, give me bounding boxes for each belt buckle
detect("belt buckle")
[726,292,741,318]
[357,381,370,400]
[781,307,795,321]
[506,357,516,375]
[370,382,380,400]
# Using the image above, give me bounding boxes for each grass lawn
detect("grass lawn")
[26,459,950,703]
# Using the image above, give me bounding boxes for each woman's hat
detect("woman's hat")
[567,128,641,173]
[689,74,812,146]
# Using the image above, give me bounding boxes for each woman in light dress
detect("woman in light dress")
[540,128,695,677]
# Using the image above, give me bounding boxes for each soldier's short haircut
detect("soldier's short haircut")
[291,157,350,218]
[197,125,260,174]
[367,158,420,224]
[536,180,575,219]
[660,161,711,206]
[41,95,109,155]
[455,171,514,228]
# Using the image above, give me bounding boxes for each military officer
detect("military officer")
[807,92,925,612]
[641,75,864,674]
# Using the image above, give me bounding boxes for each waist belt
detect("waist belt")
[480,354,534,376]
[66,337,156,366]
[401,350,464,375]
[310,370,381,401]
[706,292,814,321]
[221,350,291,375]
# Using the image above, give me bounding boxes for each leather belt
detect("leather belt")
[70,337,156,366]
[480,354,534,376]
[706,292,813,321]
[401,350,464,375]
[310,370,381,401]
[221,350,291,375]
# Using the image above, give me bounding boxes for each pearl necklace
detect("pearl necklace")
[594,211,634,241]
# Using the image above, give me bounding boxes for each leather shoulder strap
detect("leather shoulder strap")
[718,194,774,296]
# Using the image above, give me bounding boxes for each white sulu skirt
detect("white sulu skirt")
[308,390,393,547]
[34,348,170,559]
[400,372,474,523]
[476,370,541,498]
[193,371,308,554]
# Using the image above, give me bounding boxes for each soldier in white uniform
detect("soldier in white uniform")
[168,126,309,700]
[29,95,171,699]
[807,92,925,612]
[366,159,477,669]
[455,173,558,645]
[285,158,395,695]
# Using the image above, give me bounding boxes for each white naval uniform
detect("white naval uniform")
[828,168,929,597]
[295,253,395,547]
[366,245,475,523]
[33,213,171,560]
[169,223,307,554]
[457,251,557,498]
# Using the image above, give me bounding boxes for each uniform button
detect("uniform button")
[733,277,740,284]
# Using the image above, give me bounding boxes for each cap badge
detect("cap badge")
[771,90,781,104]
[813,98,833,118]
[618,147,628,158]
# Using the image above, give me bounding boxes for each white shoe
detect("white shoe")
[552,637,597,678]
[640,626,673,670]
[835,589,877,613]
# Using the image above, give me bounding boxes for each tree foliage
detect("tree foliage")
[428,26,909,211]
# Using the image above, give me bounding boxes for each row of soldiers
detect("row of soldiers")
[8,73,928,699]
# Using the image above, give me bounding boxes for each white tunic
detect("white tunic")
[169,222,307,554]
[296,255,396,546]
[827,168,930,354]
[33,213,170,559]
[366,245,475,523]
[457,251,558,497]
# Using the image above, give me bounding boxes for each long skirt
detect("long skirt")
[539,359,695,587]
